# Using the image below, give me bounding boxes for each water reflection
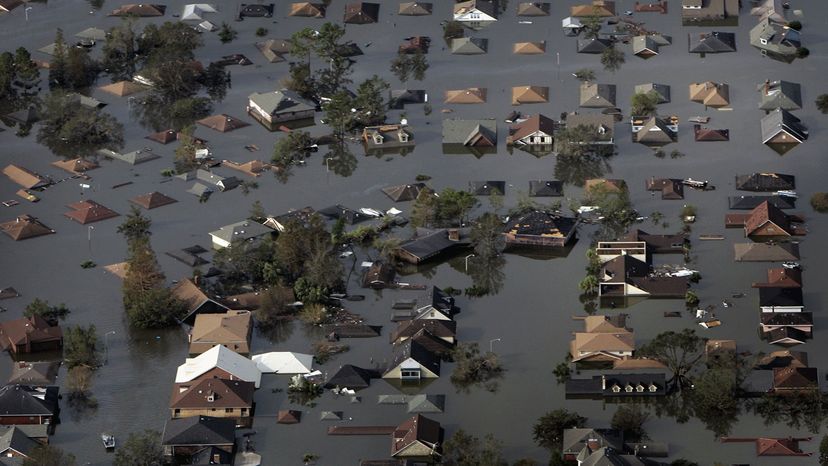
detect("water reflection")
[323,140,358,177]
[555,154,612,187]
[255,319,296,345]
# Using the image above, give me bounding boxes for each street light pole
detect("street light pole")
[489,338,502,353]
[104,331,116,365]
[25,6,32,21]
[87,226,94,254]
[464,254,475,273]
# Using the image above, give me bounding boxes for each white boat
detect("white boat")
[666,269,698,277]
[782,262,800,269]
[102,433,115,450]
[776,190,798,198]
[682,178,708,189]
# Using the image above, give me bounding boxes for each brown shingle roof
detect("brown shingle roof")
[391,319,456,343]
[772,366,818,390]
[0,316,62,350]
[170,378,254,410]
[289,2,325,17]
[753,267,802,288]
[277,409,302,423]
[391,415,441,457]
[51,158,99,174]
[756,438,810,456]
[511,86,549,105]
[689,81,730,108]
[98,80,148,97]
[63,200,119,224]
[508,114,556,143]
[573,332,634,353]
[444,88,487,104]
[190,311,252,355]
[146,129,179,144]
[197,114,250,133]
[0,215,54,241]
[130,192,177,210]
[513,41,546,54]
[3,165,49,190]
[744,201,792,236]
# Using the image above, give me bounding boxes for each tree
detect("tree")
[611,405,649,442]
[410,50,429,81]
[24,298,70,325]
[64,324,100,369]
[203,62,230,101]
[601,46,625,72]
[353,75,390,127]
[435,188,478,226]
[471,213,505,259]
[65,46,99,90]
[390,52,411,82]
[556,124,615,158]
[324,90,355,136]
[48,29,67,90]
[274,216,331,283]
[817,94,828,114]
[23,445,76,466]
[582,13,602,39]
[173,126,201,173]
[66,366,94,400]
[249,200,267,222]
[101,18,138,81]
[573,68,595,82]
[579,275,598,294]
[820,434,828,465]
[138,22,202,68]
[811,192,828,212]
[255,286,297,328]
[285,62,315,98]
[218,23,238,43]
[37,91,124,158]
[450,342,504,393]
[533,409,586,451]
[787,20,802,30]
[442,429,507,466]
[631,91,661,116]
[443,21,464,41]
[637,329,706,390]
[272,130,314,168]
[119,208,185,328]
[689,366,740,437]
[390,51,429,83]
[795,47,809,59]
[114,430,164,466]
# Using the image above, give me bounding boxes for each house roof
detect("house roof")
[442,119,496,146]
[583,315,629,333]
[171,278,229,319]
[391,415,441,456]
[513,41,546,54]
[621,229,687,253]
[344,2,379,24]
[325,365,377,389]
[382,183,426,202]
[409,329,454,357]
[170,377,253,410]
[398,2,431,15]
[571,0,616,16]
[761,108,808,144]
[197,114,249,133]
[602,254,650,280]
[750,18,800,55]
[635,83,671,103]
[450,37,488,55]
[0,426,39,457]
[318,205,371,224]
[694,126,729,141]
[509,114,556,142]
[688,31,736,53]
[5,106,39,124]
[756,438,810,456]
[51,158,99,175]
[444,88,487,104]
[130,191,177,210]
[577,38,612,54]
[759,286,803,307]
[0,385,59,417]
[254,39,291,62]
[512,86,548,105]
[0,315,62,350]
[251,351,313,374]
[97,148,160,165]
[453,0,497,18]
[760,312,811,327]
[529,180,563,197]
[175,345,262,387]
[580,83,616,108]
[517,2,549,16]
[249,90,315,115]
[734,242,799,261]
[0,215,54,241]
[7,361,60,386]
[635,117,677,144]
[2,165,49,190]
[735,173,795,192]
[562,428,623,455]
[754,267,802,288]
[585,178,627,194]
[407,394,445,413]
[756,350,808,369]
[759,80,802,111]
[162,416,235,446]
[398,228,470,262]
[573,332,635,353]
[289,2,325,17]
[191,311,251,347]
[389,89,427,109]
[277,409,302,424]
[391,319,456,343]
[772,367,818,390]
[387,339,441,377]
[239,3,273,17]
[98,80,148,97]
[744,201,793,236]
[0,0,23,12]
[689,81,730,107]
[109,3,166,16]
[209,220,273,245]
[767,327,809,345]
[469,180,505,195]
[63,200,119,225]
[504,210,577,239]
[646,178,684,200]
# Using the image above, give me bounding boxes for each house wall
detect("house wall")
[168,444,233,458]
[768,131,800,145]
[383,364,438,379]
[394,441,436,458]
[761,306,804,313]
[748,222,791,237]
[761,325,811,333]
[171,407,250,420]
[0,415,50,425]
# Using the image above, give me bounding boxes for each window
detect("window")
[225,408,234,413]
[401,369,421,380]
[174,409,181,416]
[625,385,633,393]
[611,385,621,393]
[636,385,644,392]
[649,384,658,392]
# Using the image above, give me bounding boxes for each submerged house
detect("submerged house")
[502,210,578,248]
[383,339,441,380]
[761,108,807,155]
[598,254,688,298]
[247,90,315,130]
[724,201,805,237]
[571,0,616,17]
[453,0,497,23]
[570,315,634,363]
[172,278,231,325]
[750,18,801,61]
[0,215,54,241]
[631,116,678,146]
[162,416,235,461]
[362,125,414,156]
[189,311,253,355]
[0,316,62,355]
[689,81,730,108]
[442,118,497,156]
[343,2,379,24]
[398,2,432,16]
[175,345,262,388]
[566,373,667,399]
[396,228,470,264]
[772,367,818,394]
[734,242,799,262]
[0,385,59,428]
[688,31,736,53]
[681,0,739,24]
[209,220,274,249]
[735,172,795,192]
[580,83,616,108]
[566,113,616,144]
[758,80,802,111]
[169,378,254,424]
[635,83,671,103]
[506,114,556,155]
[511,86,548,105]
[390,415,442,459]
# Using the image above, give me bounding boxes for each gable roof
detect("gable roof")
[571,0,616,16]
[344,2,379,24]
[562,428,623,455]
[453,0,497,19]
[277,410,301,424]
[759,80,802,111]
[577,38,612,54]
[325,364,377,389]
[450,37,488,55]
[63,200,119,225]
[146,129,179,144]
[254,39,291,63]
[759,286,803,307]
[517,2,549,16]
[756,350,808,369]
[162,416,235,446]
[2,165,49,190]
[398,2,432,15]
[761,108,808,144]
[744,201,794,236]
[209,220,273,245]
[688,31,736,53]
[109,3,166,16]
[444,88,487,104]
[251,352,313,374]
[170,378,254,410]
[756,437,811,456]
[0,426,39,457]
[289,2,326,17]
[171,279,229,320]
[191,311,252,347]
[513,41,546,54]
[442,119,496,145]
[97,148,161,165]
[382,183,426,202]
[694,126,730,141]
[753,267,802,288]
[98,80,148,97]
[7,361,60,386]
[580,83,616,108]
[511,86,548,105]
[391,415,442,457]
[734,242,799,261]
[387,339,441,377]
[175,345,262,388]
[130,192,177,210]
[0,385,59,417]
[0,215,54,241]
[573,332,635,354]
[249,90,315,117]
[197,114,249,133]
[407,394,445,413]
[469,180,506,196]
[635,117,677,144]
[735,172,795,191]
[391,319,456,343]
[529,180,563,197]
[772,367,818,390]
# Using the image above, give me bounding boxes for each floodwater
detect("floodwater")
[1,0,828,464]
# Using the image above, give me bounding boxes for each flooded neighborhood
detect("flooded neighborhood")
[1,0,828,465]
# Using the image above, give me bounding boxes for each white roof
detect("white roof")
[198,21,216,32]
[181,5,204,20]
[175,345,262,387]
[252,352,314,374]
[562,17,582,28]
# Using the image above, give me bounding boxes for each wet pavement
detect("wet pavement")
[2,0,828,464]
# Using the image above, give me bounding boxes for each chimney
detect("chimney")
[447,229,460,241]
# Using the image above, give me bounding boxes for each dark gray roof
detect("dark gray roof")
[451,37,488,55]
[735,173,795,191]
[759,287,803,307]
[767,327,809,345]
[759,81,802,111]
[191,446,232,465]
[398,228,471,262]
[390,90,427,109]
[0,385,58,417]
[386,339,441,376]
[469,180,505,196]
[318,205,371,225]
[580,83,617,108]
[325,365,378,389]
[565,373,667,397]
[209,220,273,244]
[577,38,612,54]
[442,119,497,145]
[728,196,795,210]
[529,180,563,197]
[0,427,38,457]
[248,90,315,116]
[504,210,577,238]
[761,312,812,327]
[7,362,60,386]
[688,31,736,53]
[407,394,445,413]
[162,416,235,446]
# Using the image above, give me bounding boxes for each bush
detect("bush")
[415,174,431,181]
[298,303,327,325]
[796,47,809,58]
[255,27,268,37]
[811,192,828,213]
[218,23,237,43]
[685,290,700,307]
[787,20,802,30]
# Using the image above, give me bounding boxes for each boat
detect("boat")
[782,262,800,269]
[775,190,798,198]
[682,178,708,189]
[101,433,115,450]
[722,300,732,308]
[688,116,710,123]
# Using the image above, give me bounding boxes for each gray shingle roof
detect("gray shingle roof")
[248,90,315,116]
[209,220,273,244]
[162,416,235,446]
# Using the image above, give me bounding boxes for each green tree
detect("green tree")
[290,27,317,63]
[579,275,598,293]
[274,216,330,282]
[816,94,828,114]
[272,130,314,168]
[435,188,478,226]
[24,298,70,325]
[218,23,238,43]
[637,329,706,391]
[255,286,297,328]
[442,429,507,466]
[819,434,828,465]
[37,91,124,158]
[114,430,164,466]
[249,200,267,222]
[533,409,586,451]
[390,50,429,83]
[117,205,152,241]
[390,52,411,83]
[689,366,740,437]
[173,126,201,173]
[324,89,355,136]
[631,91,661,116]
[353,75,390,127]
[410,50,429,81]
[611,405,649,442]
[285,62,315,98]
[48,29,67,90]
[582,13,602,39]
[212,237,279,290]
[573,68,595,82]
[23,445,76,466]
[470,213,505,259]
[101,18,138,81]
[450,342,504,393]
[63,324,100,370]
[601,46,625,72]
[811,192,828,212]
[795,47,809,59]
[65,47,99,90]
[138,22,202,68]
